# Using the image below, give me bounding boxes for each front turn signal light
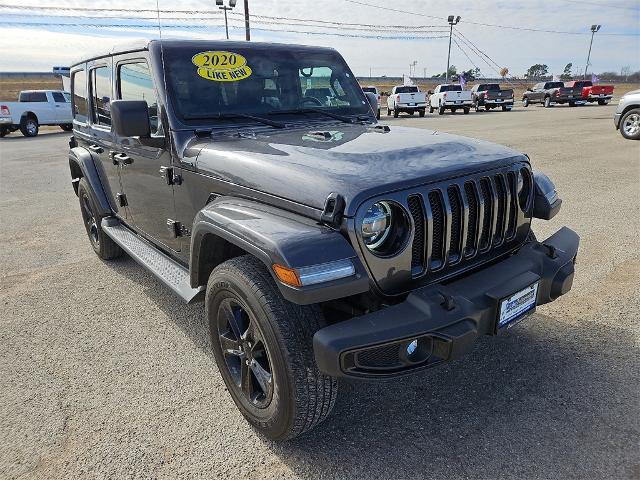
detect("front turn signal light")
[272,264,302,288]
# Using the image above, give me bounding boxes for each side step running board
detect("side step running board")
[101,218,204,304]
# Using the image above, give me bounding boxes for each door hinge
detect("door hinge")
[167,219,189,238]
[116,193,128,207]
[159,166,182,186]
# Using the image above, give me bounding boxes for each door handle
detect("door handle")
[111,152,133,165]
[88,144,103,154]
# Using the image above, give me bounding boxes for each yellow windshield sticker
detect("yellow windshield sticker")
[192,51,252,82]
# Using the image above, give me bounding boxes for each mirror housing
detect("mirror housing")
[532,171,562,220]
[111,100,151,138]
[364,91,378,115]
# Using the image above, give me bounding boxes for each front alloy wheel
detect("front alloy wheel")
[217,298,274,408]
[620,108,640,140]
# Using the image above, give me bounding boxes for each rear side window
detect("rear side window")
[72,69,89,123]
[19,92,47,102]
[118,61,160,135]
[90,66,112,127]
[51,92,68,103]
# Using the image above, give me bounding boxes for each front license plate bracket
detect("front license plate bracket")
[497,282,539,330]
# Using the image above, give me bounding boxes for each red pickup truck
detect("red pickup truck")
[564,80,614,105]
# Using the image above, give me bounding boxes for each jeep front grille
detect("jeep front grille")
[407,168,528,277]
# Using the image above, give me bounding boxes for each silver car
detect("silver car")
[614,89,640,140]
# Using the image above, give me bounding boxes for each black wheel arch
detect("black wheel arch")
[20,111,38,125]
[68,147,113,216]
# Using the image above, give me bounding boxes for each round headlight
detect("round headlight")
[361,201,410,256]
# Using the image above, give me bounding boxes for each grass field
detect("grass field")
[1,76,637,103]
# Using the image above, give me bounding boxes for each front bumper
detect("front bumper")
[314,227,579,379]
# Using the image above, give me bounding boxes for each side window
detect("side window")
[51,92,67,103]
[90,66,112,127]
[72,69,89,123]
[118,61,160,135]
[31,92,47,102]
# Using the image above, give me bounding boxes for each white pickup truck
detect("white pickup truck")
[428,84,472,115]
[386,85,428,118]
[0,90,73,137]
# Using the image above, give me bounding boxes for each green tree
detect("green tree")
[560,63,573,80]
[525,64,549,79]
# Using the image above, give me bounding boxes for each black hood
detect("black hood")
[193,123,528,217]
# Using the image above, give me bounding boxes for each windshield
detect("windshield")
[547,82,564,89]
[162,44,369,124]
[440,85,462,92]
[395,86,419,93]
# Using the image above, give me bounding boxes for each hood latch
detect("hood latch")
[321,192,345,228]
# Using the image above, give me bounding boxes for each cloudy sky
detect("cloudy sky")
[0,0,638,77]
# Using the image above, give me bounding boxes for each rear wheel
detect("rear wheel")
[463,108,470,114]
[544,96,551,108]
[502,105,510,111]
[19,116,39,137]
[429,105,434,114]
[419,109,425,117]
[386,107,391,116]
[438,105,445,115]
[620,108,640,140]
[393,108,399,118]
[597,99,608,106]
[77,178,123,260]
[207,255,337,441]
[376,109,381,120]
[451,108,457,114]
[0,126,7,137]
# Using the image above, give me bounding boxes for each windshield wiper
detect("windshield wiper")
[183,112,286,129]
[268,108,362,124]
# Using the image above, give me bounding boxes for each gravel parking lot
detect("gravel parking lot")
[1,103,638,479]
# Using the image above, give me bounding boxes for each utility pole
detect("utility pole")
[446,15,460,83]
[243,0,250,41]
[584,24,601,79]
[216,0,237,40]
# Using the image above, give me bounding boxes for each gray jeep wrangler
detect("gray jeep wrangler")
[68,40,579,440]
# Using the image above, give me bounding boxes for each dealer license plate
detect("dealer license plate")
[495,98,502,102]
[498,282,539,329]
[599,94,604,97]
[456,100,462,104]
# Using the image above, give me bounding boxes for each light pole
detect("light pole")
[446,15,460,83]
[243,0,250,41]
[409,60,417,78]
[216,0,237,40]
[584,24,601,79]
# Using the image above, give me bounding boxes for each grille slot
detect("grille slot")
[407,195,425,272]
[356,343,402,369]
[494,175,506,245]
[428,191,444,269]
[464,182,478,256]
[506,172,518,239]
[479,178,493,251]
[447,186,462,261]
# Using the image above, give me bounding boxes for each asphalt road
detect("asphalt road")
[1,104,639,479]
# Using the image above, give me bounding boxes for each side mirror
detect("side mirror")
[364,91,378,115]
[111,100,150,138]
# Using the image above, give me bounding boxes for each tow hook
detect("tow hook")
[542,243,558,259]
[437,291,456,311]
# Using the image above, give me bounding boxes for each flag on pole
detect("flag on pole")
[459,73,466,88]
[591,73,599,83]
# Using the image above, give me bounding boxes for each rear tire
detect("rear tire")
[429,106,434,114]
[502,105,509,111]
[419,109,425,117]
[386,107,391,116]
[393,108,399,118]
[463,108,470,114]
[0,126,7,137]
[438,105,445,115]
[376,109,381,120]
[597,99,607,106]
[206,255,337,441]
[77,178,123,260]
[19,116,39,137]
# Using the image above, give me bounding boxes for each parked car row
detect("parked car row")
[0,90,73,137]
[522,80,614,107]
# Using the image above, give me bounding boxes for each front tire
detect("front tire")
[620,108,640,140]
[20,116,39,137]
[544,96,551,108]
[522,97,529,107]
[206,255,338,441]
[76,178,123,260]
[438,104,445,115]
[598,99,608,106]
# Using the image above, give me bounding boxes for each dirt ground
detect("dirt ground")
[0,101,639,479]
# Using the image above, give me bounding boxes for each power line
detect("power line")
[343,0,639,36]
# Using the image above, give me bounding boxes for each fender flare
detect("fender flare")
[190,197,370,305]
[68,146,112,217]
